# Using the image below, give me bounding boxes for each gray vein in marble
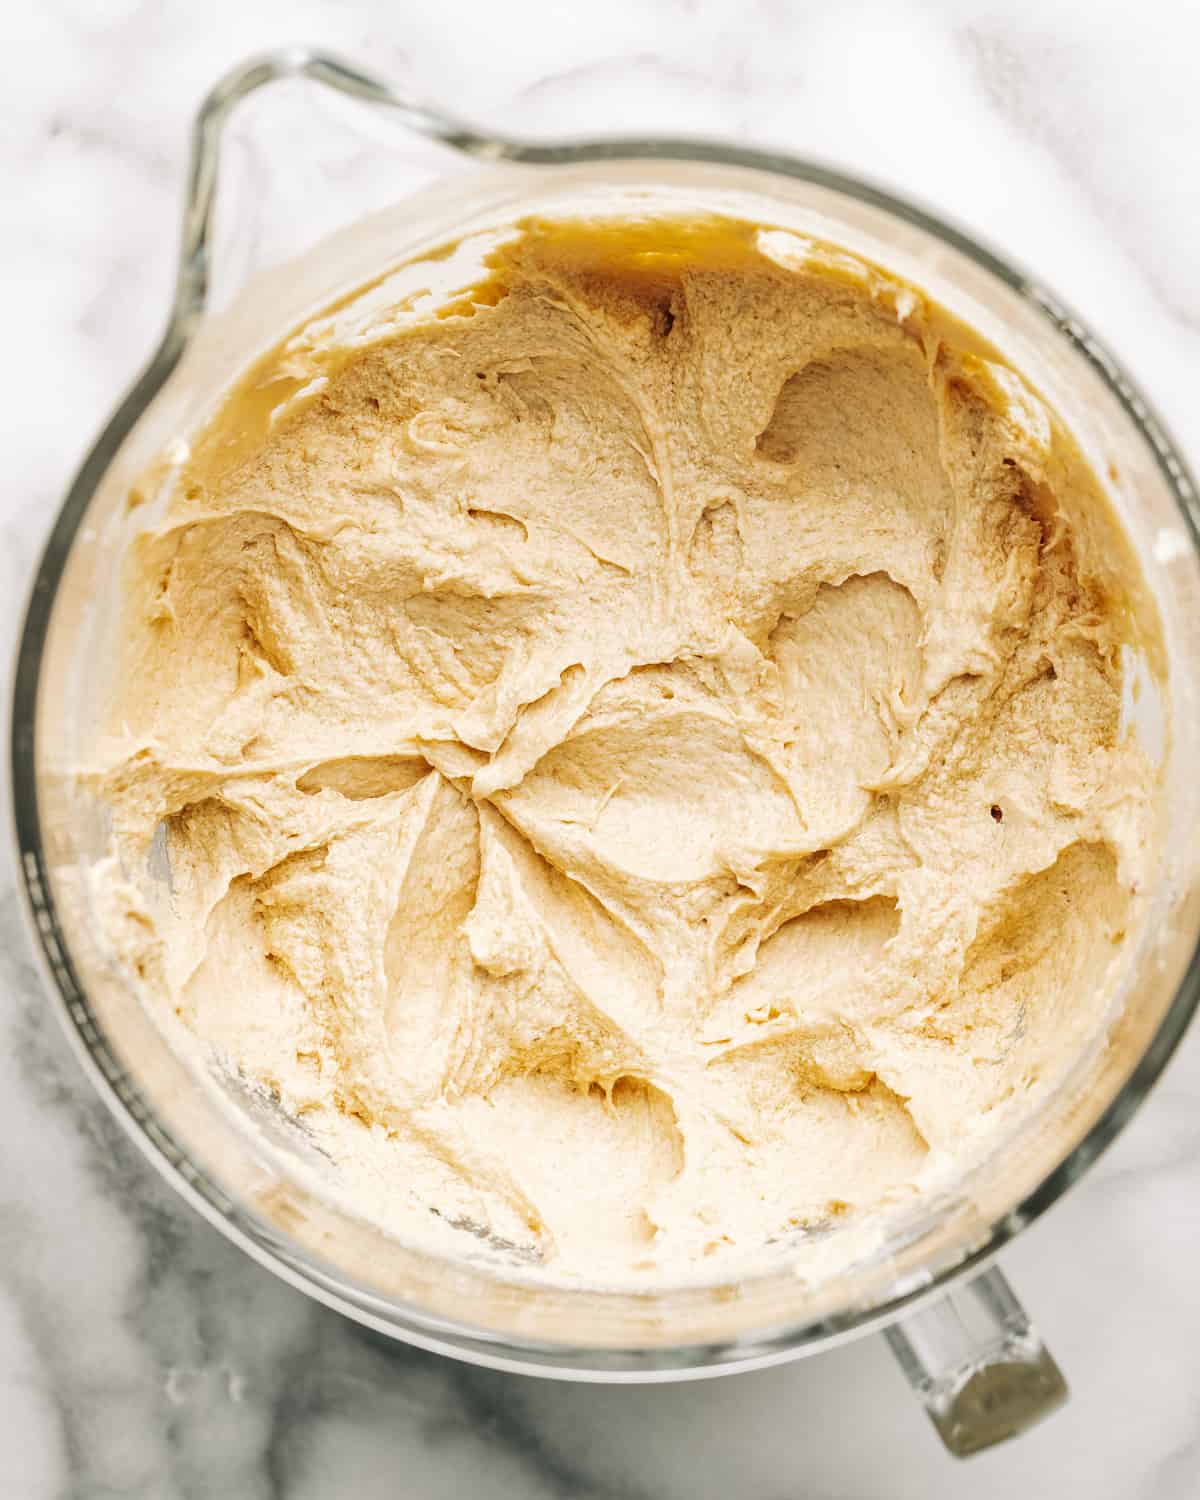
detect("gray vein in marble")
[1142,1436,1200,1500]
[453,1364,649,1500]
[42,114,175,183]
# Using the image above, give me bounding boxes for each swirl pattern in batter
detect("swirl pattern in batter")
[99,217,1153,1283]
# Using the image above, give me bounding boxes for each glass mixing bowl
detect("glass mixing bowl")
[11,50,1200,1457]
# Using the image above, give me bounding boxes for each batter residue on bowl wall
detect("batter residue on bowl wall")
[95,215,1154,1284]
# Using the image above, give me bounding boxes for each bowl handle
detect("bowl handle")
[883,1264,1067,1457]
[171,48,480,335]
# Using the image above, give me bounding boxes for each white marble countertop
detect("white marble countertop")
[4,1,1200,1494]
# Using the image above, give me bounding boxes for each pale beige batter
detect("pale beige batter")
[97,215,1154,1284]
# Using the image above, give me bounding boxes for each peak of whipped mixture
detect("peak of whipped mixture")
[97,216,1153,1284]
